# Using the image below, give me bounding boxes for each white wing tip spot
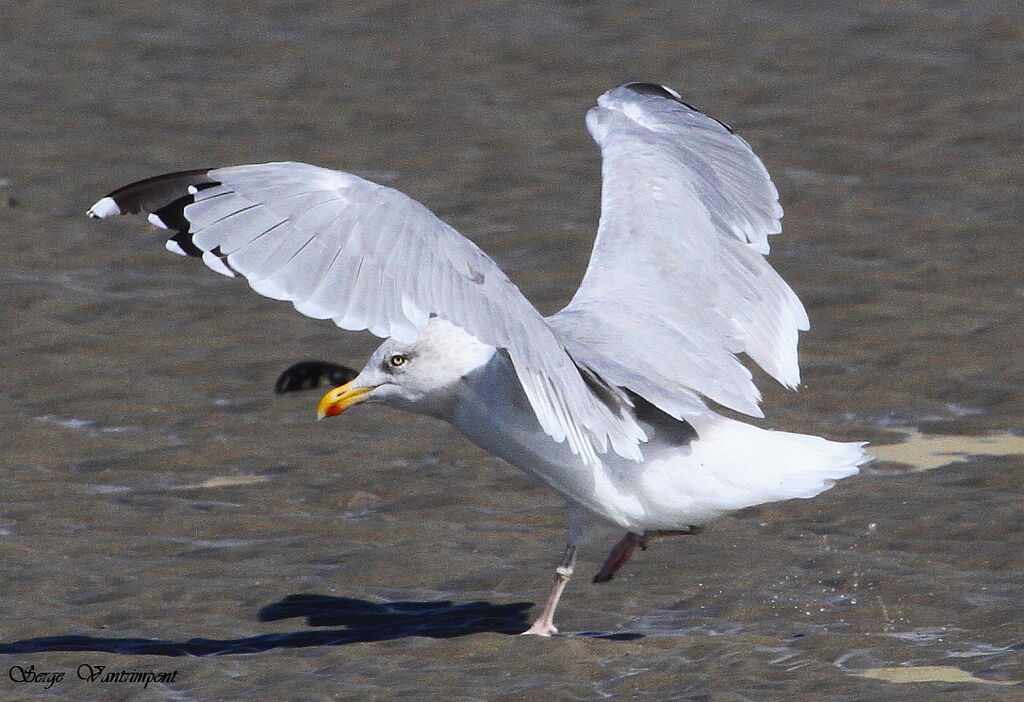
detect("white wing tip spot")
[202,251,237,278]
[86,196,120,219]
[147,212,169,230]
[660,84,682,99]
[165,239,188,256]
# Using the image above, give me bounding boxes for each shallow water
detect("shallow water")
[2,1,1023,699]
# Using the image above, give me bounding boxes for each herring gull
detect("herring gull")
[87,82,867,636]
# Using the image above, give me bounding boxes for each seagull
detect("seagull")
[88,82,867,636]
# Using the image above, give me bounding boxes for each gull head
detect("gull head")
[317,318,495,420]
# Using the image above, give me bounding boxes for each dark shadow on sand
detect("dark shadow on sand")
[0,595,642,656]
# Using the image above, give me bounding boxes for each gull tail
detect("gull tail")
[636,414,869,529]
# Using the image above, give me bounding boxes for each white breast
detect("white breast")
[447,354,648,527]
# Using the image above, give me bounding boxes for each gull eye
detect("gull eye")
[388,354,408,368]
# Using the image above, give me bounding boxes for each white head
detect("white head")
[316,318,495,420]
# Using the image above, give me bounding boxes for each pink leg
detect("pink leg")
[521,545,577,636]
[592,532,642,584]
[593,526,705,584]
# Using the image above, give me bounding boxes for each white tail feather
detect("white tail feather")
[633,414,868,529]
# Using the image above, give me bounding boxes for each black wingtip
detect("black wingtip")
[150,182,221,258]
[274,361,359,394]
[100,168,218,215]
[623,83,734,133]
[88,171,226,258]
[624,82,683,101]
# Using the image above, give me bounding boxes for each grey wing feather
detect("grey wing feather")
[550,83,809,421]
[89,161,646,464]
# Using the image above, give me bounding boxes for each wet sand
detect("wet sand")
[2,1,1023,699]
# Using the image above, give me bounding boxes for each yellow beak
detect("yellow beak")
[316,380,372,419]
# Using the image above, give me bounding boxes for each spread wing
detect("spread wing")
[88,161,644,464]
[548,83,809,421]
